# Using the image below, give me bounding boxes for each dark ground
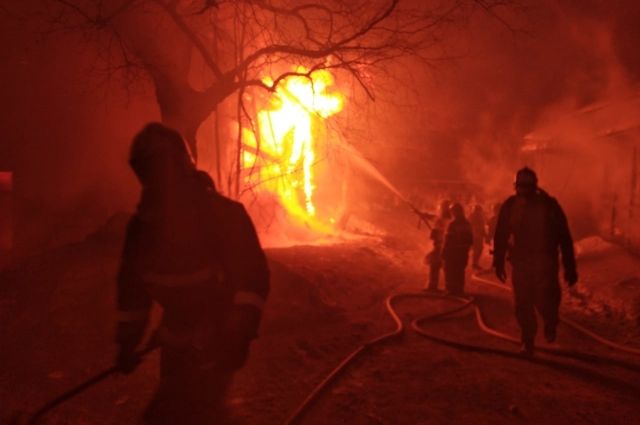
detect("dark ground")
[1,215,639,424]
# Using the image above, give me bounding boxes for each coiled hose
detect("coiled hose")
[471,274,640,356]
[283,274,640,425]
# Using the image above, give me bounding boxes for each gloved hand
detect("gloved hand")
[564,269,578,287]
[116,343,141,374]
[495,262,507,283]
[223,305,261,370]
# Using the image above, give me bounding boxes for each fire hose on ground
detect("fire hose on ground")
[282,274,640,425]
[471,274,640,356]
[22,274,640,425]
[21,343,159,425]
[278,145,640,423]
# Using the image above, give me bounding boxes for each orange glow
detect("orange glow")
[242,67,344,232]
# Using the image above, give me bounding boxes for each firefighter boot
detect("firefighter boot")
[519,339,534,357]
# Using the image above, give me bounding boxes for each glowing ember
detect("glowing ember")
[242,67,344,231]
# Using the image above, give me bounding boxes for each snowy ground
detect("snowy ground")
[1,216,639,424]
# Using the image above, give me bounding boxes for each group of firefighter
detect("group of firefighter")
[424,200,499,296]
[423,167,578,356]
[425,198,503,295]
[113,122,578,424]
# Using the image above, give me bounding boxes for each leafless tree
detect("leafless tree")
[40,0,518,195]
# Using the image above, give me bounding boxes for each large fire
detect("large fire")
[242,68,344,232]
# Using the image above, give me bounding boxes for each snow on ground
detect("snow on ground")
[566,236,640,340]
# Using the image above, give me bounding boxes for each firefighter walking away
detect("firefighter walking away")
[115,123,270,424]
[425,200,452,291]
[442,203,473,296]
[493,167,577,356]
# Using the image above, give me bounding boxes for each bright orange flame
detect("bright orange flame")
[242,67,344,232]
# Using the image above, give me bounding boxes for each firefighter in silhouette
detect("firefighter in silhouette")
[425,200,452,291]
[115,123,270,424]
[493,167,577,356]
[469,204,486,269]
[485,202,502,245]
[442,203,473,296]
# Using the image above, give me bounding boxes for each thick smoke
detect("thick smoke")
[512,0,640,238]
[457,0,640,239]
[346,0,639,239]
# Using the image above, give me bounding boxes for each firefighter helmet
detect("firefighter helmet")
[515,167,538,187]
[129,123,193,185]
[450,202,465,219]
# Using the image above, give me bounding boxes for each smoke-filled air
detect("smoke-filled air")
[1,1,639,424]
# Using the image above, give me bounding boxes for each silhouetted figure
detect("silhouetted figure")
[485,202,502,245]
[469,205,486,269]
[426,200,452,291]
[493,167,577,356]
[442,203,473,296]
[116,123,270,424]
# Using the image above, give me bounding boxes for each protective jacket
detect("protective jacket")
[442,218,473,262]
[441,217,472,295]
[493,190,576,274]
[116,179,270,360]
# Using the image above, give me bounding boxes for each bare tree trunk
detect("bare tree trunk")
[110,5,234,163]
[213,21,223,191]
[235,88,243,198]
[214,107,223,193]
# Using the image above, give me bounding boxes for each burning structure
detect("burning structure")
[239,68,345,236]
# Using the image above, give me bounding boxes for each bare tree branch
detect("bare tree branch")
[41,0,523,189]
